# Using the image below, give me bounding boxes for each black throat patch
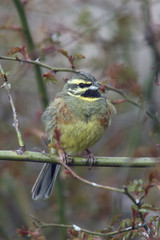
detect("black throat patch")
[81,89,101,98]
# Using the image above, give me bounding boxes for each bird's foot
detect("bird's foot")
[59,150,74,165]
[63,151,74,165]
[85,149,96,170]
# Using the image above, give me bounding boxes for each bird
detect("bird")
[32,72,116,200]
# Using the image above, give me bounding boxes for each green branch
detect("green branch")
[0,150,159,167]
[13,0,48,108]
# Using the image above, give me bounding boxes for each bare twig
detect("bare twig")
[106,84,160,133]
[0,55,78,73]
[28,213,137,237]
[55,155,123,193]
[0,65,25,153]
[106,85,143,109]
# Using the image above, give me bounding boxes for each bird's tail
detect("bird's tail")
[32,163,61,200]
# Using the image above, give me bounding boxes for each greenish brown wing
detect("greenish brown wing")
[42,94,73,143]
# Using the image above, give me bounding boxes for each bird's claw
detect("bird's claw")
[85,149,96,170]
[63,151,74,165]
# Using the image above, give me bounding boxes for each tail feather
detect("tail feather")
[32,163,61,200]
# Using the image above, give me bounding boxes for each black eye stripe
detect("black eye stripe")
[79,83,91,88]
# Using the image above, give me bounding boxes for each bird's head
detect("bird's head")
[63,72,101,99]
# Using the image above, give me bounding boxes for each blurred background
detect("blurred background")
[0,0,160,239]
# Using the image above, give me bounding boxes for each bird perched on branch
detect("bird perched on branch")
[32,72,116,200]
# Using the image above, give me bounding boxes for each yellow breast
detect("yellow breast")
[58,117,106,154]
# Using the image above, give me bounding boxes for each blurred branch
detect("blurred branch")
[13,0,48,108]
[142,0,160,85]
[0,24,22,31]
[0,55,78,73]
[0,150,159,167]
[13,0,34,50]
[0,65,25,152]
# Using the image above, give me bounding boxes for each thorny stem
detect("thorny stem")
[0,55,78,73]
[0,65,25,153]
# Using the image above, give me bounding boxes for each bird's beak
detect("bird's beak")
[89,82,101,90]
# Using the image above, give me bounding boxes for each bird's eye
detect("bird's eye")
[79,83,85,88]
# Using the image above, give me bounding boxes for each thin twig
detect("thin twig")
[123,186,137,205]
[0,55,78,73]
[106,84,160,132]
[28,213,136,237]
[0,65,25,153]
[50,155,123,193]
[106,85,143,109]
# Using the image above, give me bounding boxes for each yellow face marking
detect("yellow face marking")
[76,87,88,92]
[68,87,88,94]
[67,78,92,85]
[67,92,100,101]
